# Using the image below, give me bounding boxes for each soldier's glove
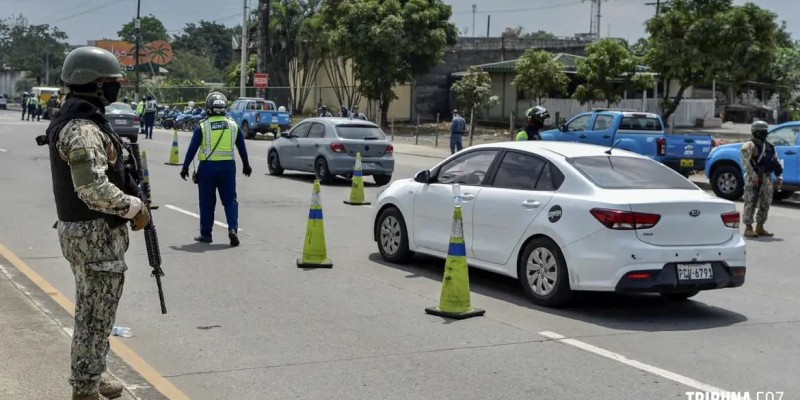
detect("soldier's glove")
[180,168,189,181]
[131,207,150,231]
[243,164,252,177]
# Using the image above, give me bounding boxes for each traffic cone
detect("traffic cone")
[297,180,333,268]
[425,205,485,319]
[165,130,181,166]
[343,152,371,206]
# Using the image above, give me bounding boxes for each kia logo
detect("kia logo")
[689,210,701,217]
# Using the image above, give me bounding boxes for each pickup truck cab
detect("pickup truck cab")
[227,98,292,139]
[705,121,800,201]
[540,110,715,175]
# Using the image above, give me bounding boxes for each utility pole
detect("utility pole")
[239,0,248,98]
[471,4,476,38]
[486,15,490,37]
[645,0,669,16]
[134,0,141,103]
[596,0,602,40]
[44,51,49,85]
[258,0,271,99]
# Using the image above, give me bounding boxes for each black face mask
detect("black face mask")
[101,82,121,104]
[753,130,768,141]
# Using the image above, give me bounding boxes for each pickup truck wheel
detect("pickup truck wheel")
[314,157,334,184]
[242,122,255,139]
[774,190,796,202]
[711,164,743,201]
[268,150,284,176]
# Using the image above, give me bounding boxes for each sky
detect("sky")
[0,0,796,45]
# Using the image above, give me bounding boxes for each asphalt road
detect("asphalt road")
[1,109,799,400]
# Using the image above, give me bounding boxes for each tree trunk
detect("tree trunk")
[380,100,390,128]
[468,108,475,147]
[662,84,687,123]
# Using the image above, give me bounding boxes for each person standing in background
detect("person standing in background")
[449,109,466,154]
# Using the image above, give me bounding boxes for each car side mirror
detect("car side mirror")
[281,131,290,138]
[414,170,431,184]
[559,124,567,132]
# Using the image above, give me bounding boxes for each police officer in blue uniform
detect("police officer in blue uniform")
[180,92,252,246]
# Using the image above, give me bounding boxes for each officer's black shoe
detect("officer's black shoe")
[228,229,240,247]
[194,235,212,243]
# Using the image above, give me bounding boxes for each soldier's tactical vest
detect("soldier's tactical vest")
[45,96,129,227]
[751,140,779,175]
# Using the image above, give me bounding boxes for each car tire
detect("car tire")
[373,174,392,186]
[376,207,414,264]
[774,190,795,202]
[314,157,334,184]
[660,289,700,301]
[518,237,573,307]
[268,150,284,176]
[128,135,138,144]
[242,122,255,139]
[711,164,744,201]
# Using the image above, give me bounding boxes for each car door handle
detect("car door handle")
[522,200,541,208]
[461,193,475,201]
[579,135,587,139]
[314,144,320,147]
[786,150,797,155]
[603,135,611,139]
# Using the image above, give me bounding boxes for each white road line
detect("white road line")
[0,148,7,152]
[164,204,242,231]
[539,331,726,393]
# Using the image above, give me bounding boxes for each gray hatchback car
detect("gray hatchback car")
[267,117,395,185]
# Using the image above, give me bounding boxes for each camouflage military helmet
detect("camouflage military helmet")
[751,120,769,134]
[61,46,124,85]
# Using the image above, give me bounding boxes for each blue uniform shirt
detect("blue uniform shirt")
[183,121,251,170]
[451,116,466,134]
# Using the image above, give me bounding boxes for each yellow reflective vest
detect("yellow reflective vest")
[199,115,239,161]
[136,102,145,116]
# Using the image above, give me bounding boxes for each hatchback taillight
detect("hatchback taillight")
[590,208,661,230]
[330,143,346,153]
[134,116,141,123]
[385,144,393,154]
[721,211,740,228]
[656,137,666,156]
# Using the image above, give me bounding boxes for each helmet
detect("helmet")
[751,120,769,134]
[146,95,153,101]
[321,105,327,111]
[22,92,28,97]
[205,92,228,115]
[278,106,286,112]
[188,101,196,108]
[61,46,124,85]
[527,106,549,121]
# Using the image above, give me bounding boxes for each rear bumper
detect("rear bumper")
[663,157,706,173]
[252,122,291,133]
[328,155,395,176]
[615,262,745,293]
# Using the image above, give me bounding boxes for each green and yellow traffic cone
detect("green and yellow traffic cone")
[297,180,333,268]
[165,130,181,166]
[425,204,485,319]
[344,152,371,206]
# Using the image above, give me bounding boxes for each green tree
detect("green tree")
[321,0,458,126]
[167,50,223,83]
[501,27,558,41]
[629,38,649,57]
[172,20,236,71]
[574,38,653,107]
[0,15,69,86]
[645,0,787,120]
[768,45,800,110]
[118,15,169,43]
[512,49,569,105]
[452,66,499,145]
[290,9,326,113]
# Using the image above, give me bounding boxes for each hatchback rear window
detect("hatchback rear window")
[567,156,698,190]
[335,125,385,140]
[620,116,662,131]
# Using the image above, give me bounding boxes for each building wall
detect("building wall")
[0,70,28,97]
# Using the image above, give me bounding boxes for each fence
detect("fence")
[387,113,509,148]
[510,98,715,128]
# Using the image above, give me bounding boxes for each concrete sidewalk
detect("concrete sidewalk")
[0,255,159,399]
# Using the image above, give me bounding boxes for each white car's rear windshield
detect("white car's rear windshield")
[567,156,697,190]
[335,126,386,140]
[620,116,662,131]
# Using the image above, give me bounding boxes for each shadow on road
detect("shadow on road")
[277,172,382,187]
[368,252,748,332]
[169,242,233,253]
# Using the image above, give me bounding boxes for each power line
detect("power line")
[452,1,584,15]
[44,0,126,25]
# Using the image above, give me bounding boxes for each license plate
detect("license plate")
[680,159,694,168]
[114,119,128,125]
[270,123,278,129]
[361,162,376,170]
[677,263,713,280]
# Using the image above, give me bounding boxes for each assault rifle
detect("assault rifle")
[124,143,167,314]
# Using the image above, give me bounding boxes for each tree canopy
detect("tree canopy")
[574,38,654,106]
[172,20,237,71]
[502,27,558,41]
[452,66,498,143]
[321,0,458,125]
[512,49,569,105]
[0,15,69,85]
[118,14,169,44]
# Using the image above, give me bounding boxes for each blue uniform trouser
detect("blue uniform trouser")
[197,160,238,239]
[27,105,36,120]
[143,113,155,139]
[450,133,463,154]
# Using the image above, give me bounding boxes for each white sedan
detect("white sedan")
[372,141,747,307]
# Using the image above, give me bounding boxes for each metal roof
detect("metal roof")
[452,53,652,76]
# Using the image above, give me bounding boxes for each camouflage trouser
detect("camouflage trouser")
[742,173,774,226]
[57,219,128,395]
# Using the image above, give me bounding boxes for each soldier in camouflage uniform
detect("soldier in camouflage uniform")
[741,120,784,238]
[44,47,151,400]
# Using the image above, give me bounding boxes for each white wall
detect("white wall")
[0,70,27,97]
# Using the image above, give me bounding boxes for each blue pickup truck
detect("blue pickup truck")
[226,97,292,139]
[540,110,715,176]
[705,121,800,201]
